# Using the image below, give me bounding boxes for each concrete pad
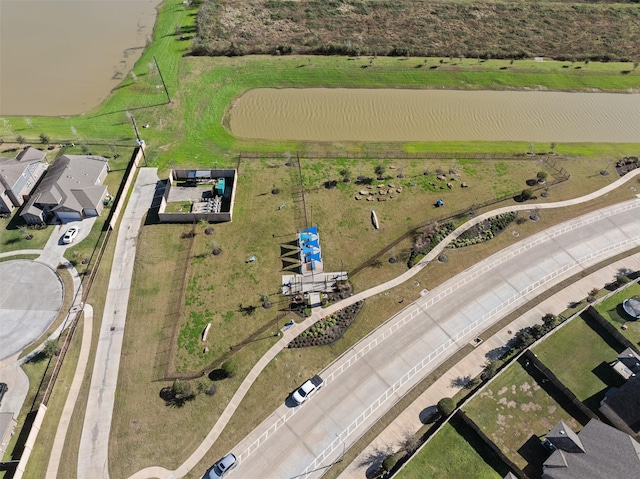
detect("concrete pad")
[0,260,63,360]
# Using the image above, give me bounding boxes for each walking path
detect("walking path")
[77,168,160,479]
[129,169,640,479]
[45,304,93,479]
[338,253,640,478]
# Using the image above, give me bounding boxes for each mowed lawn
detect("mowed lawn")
[397,420,506,479]
[533,315,625,412]
[595,282,640,346]
[464,362,581,476]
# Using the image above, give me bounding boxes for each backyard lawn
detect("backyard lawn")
[595,281,640,346]
[464,361,581,477]
[533,315,625,412]
[397,419,506,479]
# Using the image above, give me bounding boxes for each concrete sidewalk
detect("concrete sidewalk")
[338,253,640,479]
[78,168,160,479]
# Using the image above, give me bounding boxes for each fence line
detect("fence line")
[238,150,556,161]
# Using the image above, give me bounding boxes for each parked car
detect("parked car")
[291,375,324,405]
[62,226,79,244]
[0,383,7,406]
[204,453,237,479]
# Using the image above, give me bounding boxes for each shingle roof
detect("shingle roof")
[601,375,640,433]
[22,154,107,216]
[542,419,640,479]
[0,146,46,188]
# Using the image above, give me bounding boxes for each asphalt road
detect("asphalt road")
[229,199,640,479]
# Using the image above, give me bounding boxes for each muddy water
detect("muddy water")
[0,0,161,116]
[229,88,640,143]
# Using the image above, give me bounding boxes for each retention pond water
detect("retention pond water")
[229,88,640,143]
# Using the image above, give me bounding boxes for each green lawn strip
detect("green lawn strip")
[0,254,39,262]
[464,362,582,474]
[0,212,51,252]
[21,311,84,478]
[532,315,625,412]
[396,420,503,479]
[594,282,640,346]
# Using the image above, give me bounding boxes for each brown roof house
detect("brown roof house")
[599,348,640,438]
[542,419,640,479]
[20,154,109,224]
[0,146,48,214]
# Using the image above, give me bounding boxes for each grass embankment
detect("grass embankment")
[533,315,625,412]
[196,0,640,62]
[464,362,582,477]
[595,282,640,345]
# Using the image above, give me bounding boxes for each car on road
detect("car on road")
[0,383,7,406]
[62,226,79,244]
[204,453,237,479]
[291,375,323,405]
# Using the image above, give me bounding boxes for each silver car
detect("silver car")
[205,453,236,479]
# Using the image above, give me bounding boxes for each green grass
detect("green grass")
[464,362,581,475]
[595,282,640,345]
[397,420,504,479]
[533,315,625,412]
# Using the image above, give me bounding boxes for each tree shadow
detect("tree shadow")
[451,375,471,388]
[355,443,393,478]
[419,405,439,424]
[238,304,256,316]
[208,369,228,381]
[159,386,195,408]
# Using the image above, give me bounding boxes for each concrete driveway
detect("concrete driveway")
[229,199,640,479]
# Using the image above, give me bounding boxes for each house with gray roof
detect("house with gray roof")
[609,347,640,380]
[0,146,48,214]
[600,375,640,437]
[542,419,640,479]
[20,154,109,224]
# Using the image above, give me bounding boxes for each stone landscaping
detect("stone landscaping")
[288,301,364,348]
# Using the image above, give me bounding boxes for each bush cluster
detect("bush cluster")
[408,222,455,267]
[288,301,364,348]
[449,212,517,248]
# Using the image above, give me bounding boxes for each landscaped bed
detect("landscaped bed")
[288,301,364,348]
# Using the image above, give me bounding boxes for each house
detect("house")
[0,146,48,213]
[600,375,640,437]
[20,154,109,224]
[542,419,640,479]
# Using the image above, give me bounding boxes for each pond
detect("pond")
[228,88,640,143]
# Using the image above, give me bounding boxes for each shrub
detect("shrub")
[42,339,60,358]
[437,397,456,416]
[521,189,533,201]
[171,379,191,396]
[616,274,632,286]
[221,358,237,378]
[382,454,398,472]
[536,171,548,180]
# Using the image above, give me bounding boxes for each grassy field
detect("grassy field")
[532,315,625,412]
[464,361,582,477]
[396,419,506,479]
[595,282,640,346]
[196,0,640,62]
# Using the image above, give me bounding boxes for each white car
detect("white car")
[291,375,324,405]
[205,453,236,479]
[62,226,79,244]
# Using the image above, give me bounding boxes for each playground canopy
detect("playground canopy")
[299,226,322,272]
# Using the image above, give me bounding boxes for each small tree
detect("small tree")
[16,135,25,145]
[374,164,386,178]
[42,339,60,358]
[39,133,50,145]
[542,313,558,331]
[382,454,398,472]
[437,397,456,417]
[481,360,499,382]
[536,171,548,181]
[339,167,351,181]
[550,142,557,153]
[221,358,237,378]
[171,379,191,397]
[521,189,533,201]
[401,432,421,454]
